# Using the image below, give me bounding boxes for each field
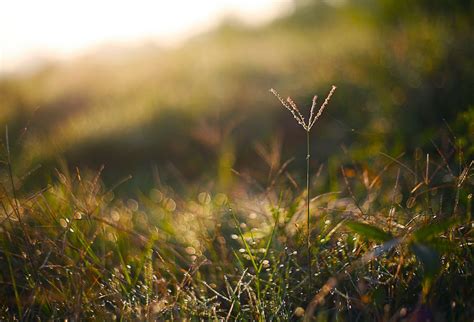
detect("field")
[0,0,473,320]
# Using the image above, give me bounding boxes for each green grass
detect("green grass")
[0,1,473,320]
[0,113,472,320]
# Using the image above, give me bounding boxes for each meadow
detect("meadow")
[0,0,473,320]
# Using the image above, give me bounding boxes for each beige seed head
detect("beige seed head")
[270,85,336,132]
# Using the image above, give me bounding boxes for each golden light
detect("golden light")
[0,0,292,74]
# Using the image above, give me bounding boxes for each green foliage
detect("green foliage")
[345,221,393,243]
[413,217,458,242]
[0,120,472,319]
[0,0,473,320]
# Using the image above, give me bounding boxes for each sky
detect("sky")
[0,0,292,74]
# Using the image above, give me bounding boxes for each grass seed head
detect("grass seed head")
[270,85,336,132]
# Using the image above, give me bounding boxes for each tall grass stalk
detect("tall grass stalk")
[270,85,336,289]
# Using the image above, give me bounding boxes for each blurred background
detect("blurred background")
[1,0,473,193]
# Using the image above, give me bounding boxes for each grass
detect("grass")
[270,85,337,291]
[1,2,472,319]
[0,2,472,320]
[0,84,473,320]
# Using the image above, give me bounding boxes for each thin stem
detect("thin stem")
[270,86,336,301]
[5,127,39,282]
[306,129,312,291]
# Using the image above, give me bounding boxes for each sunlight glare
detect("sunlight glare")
[0,0,291,74]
